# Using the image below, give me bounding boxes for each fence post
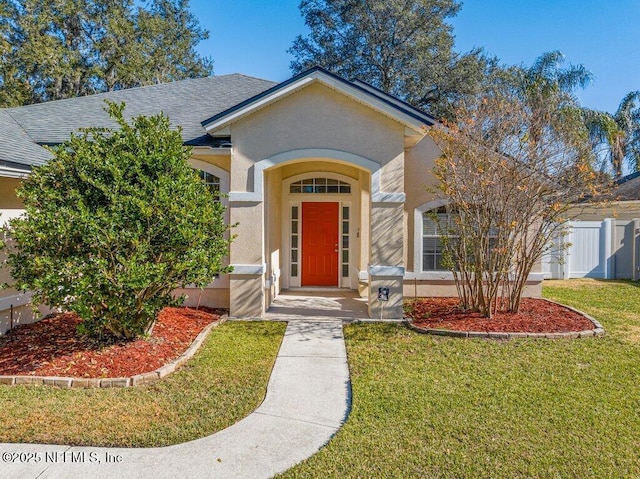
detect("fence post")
[562,224,571,279]
[634,219,640,281]
[604,219,614,279]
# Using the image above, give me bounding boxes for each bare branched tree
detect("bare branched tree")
[429,84,603,317]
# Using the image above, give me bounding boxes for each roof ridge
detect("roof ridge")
[4,74,273,113]
[350,78,437,123]
[1,109,38,144]
[616,171,640,185]
[228,72,277,83]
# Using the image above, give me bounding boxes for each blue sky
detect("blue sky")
[189,0,639,114]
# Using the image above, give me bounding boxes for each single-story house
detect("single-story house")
[0,66,544,332]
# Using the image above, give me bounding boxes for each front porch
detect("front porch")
[226,153,406,321]
[264,290,369,322]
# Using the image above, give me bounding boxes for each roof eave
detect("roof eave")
[350,79,437,125]
[0,161,32,179]
[201,67,431,136]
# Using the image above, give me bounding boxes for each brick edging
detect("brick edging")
[0,316,227,389]
[405,300,605,339]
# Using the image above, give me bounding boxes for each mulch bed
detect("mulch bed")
[0,307,225,378]
[407,298,594,333]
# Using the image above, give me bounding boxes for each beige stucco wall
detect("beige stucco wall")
[190,152,230,172]
[230,275,264,318]
[403,279,542,298]
[404,134,443,272]
[230,82,406,192]
[0,176,26,228]
[265,168,283,305]
[370,204,403,265]
[173,287,230,309]
[0,238,13,287]
[226,82,409,317]
[280,161,361,181]
[0,177,24,209]
[229,202,264,266]
[359,170,371,275]
[369,276,404,318]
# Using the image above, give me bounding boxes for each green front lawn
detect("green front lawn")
[0,321,285,447]
[279,279,640,478]
[2,280,637,477]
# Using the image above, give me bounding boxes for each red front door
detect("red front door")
[302,202,339,286]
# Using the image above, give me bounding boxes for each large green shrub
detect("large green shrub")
[5,102,232,339]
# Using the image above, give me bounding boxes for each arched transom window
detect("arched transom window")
[289,177,351,194]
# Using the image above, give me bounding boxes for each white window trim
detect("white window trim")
[188,159,230,207]
[188,158,231,289]
[289,177,352,194]
[340,203,353,287]
[287,202,302,288]
[412,200,544,282]
[413,199,450,276]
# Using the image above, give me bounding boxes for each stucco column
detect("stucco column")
[228,201,266,318]
[367,156,405,319]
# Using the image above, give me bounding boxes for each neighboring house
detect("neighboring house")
[544,172,640,280]
[0,67,544,331]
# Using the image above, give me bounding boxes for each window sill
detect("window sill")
[359,271,545,283]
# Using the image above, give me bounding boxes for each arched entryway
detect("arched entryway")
[228,148,406,320]
[258,158,370,310]
[281,170,362,290]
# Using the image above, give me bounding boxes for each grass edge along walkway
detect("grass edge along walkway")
[278,279,640,479]
[0,321,286,448]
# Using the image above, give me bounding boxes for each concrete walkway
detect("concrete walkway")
[0,300,351,479]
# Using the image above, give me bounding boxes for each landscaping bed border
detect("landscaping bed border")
[0,316,226,388]
[405,299,605,339]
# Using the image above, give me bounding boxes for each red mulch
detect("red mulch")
[408,297,593,333]
[0,307,224,378]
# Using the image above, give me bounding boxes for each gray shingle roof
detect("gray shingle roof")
[611,172,640,201]
[0,110,53,169]
[1,74,276,168]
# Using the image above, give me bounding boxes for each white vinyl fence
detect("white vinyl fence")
[543,218,640,280]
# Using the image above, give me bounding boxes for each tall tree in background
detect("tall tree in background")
[289,0,495,119]
[584,91,640,179]
[0,0,212,106]
[512,51,593,147]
